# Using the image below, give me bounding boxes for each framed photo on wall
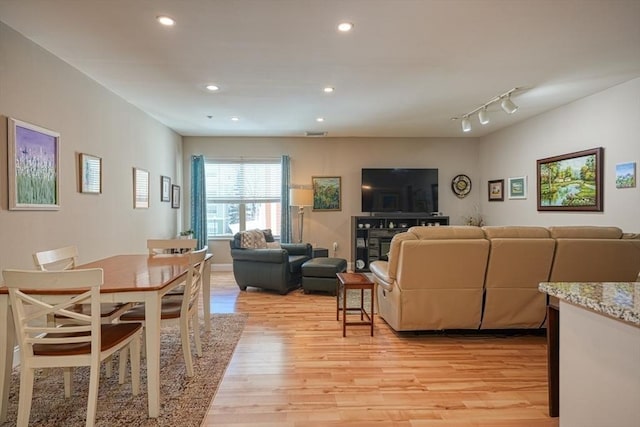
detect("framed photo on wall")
[161,175,171,202]
[171,184,181,208]
[488,179,504,201]
[312,176,341,211]
[133,167,150,209]
[508,176,527,200]
[537,147,603,211]
[8,117,60,210]
[79,153,102,194]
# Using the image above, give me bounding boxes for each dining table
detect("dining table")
[0,252,213,421]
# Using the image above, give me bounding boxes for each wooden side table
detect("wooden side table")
[336,272,374,337]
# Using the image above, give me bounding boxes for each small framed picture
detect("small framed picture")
[161,175,171,202]
[171,184,181,209]
[488,179,504,201]
[615,162,636,188]
[508,176,527,200]
[133,167,150,209]
[79,153,102,194]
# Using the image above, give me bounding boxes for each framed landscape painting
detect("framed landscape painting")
[615,162,636,188]
[537,147,603,211]
[312,176,341,211]
[8,118,60,210]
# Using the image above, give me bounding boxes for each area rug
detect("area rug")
[0,313,246,427]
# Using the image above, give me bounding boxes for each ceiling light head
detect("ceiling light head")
[323,86,334,93]
[316,117,325,122]
[205,84,219,91]
[461,116,472,133]
[156,15,175,26]
[337,22,354,32]
[500,96,519,114]
[231,117,239,121]
[478,108,490,125]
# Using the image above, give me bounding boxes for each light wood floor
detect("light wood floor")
[203,271,559,427]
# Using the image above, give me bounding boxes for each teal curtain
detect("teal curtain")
[190,155,208,249]
[280,155,292,243]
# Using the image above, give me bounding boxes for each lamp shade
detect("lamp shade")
[500,96,518,114]
[290,188,313,207]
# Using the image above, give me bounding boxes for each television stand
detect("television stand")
[351,214,449,272]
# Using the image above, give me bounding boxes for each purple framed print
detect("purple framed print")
[8,118,60,210]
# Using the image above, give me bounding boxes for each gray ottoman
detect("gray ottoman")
[301,257,347,295]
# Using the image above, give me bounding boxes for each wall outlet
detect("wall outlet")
[333,242,338,251]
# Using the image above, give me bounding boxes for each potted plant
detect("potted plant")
[179,229,194,239]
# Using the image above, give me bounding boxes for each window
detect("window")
[205,159,282,238]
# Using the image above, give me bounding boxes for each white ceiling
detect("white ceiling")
[1,0,639,138]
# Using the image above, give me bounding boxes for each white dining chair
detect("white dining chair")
[2,268,143,427]
[33,246,133,381]
[120,246,207,377]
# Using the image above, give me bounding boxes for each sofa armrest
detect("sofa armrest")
[370,260,394,291]
[230,248,288,263]
[281,243,312,257]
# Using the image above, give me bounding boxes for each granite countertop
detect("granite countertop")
[539,282,640,327]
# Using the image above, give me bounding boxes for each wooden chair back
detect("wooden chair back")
[182,247,208,318]
[147,239,197,255]
[33,245,78,271]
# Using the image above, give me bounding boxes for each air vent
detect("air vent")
[305,131,327,137]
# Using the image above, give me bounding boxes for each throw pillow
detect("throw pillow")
[262,229,275,242]
[249,229,267,249]
[266,242,281,249]
[240,231,255,249]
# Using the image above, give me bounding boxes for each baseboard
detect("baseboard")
[212,263,232,272]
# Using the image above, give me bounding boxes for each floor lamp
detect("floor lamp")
[289,188,313,243]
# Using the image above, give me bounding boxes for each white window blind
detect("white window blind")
[205,160,281,203]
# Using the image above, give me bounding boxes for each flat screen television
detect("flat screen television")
[361,168,438,213]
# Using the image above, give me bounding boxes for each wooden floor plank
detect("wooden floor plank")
[203,272,558,427]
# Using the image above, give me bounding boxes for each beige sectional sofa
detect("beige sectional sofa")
[369,225,640,332]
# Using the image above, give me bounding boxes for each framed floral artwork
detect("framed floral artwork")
[488,179,504,201]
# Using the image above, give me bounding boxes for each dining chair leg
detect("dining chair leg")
[105,355,113,378]
[63,368,73,398]
[130,336,141,395]
[86,359,100,427]
[118,348,129,385]
[193,315,202,357]
[17,368,35,427]
[181,318,194,377]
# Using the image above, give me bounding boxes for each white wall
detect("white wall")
[182,137,482,265]
[0,23,182,272]
[478,78,640,231]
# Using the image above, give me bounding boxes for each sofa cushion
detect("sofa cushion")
[548,226,623,239]
[482,226,550,239]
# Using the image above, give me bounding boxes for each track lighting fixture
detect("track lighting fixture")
[500,96,519,114]
[452,87,521,133]
[478,108,490,125]
[461,116,472,132]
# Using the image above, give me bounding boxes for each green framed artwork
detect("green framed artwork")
[508,176,527,199]
[312,176,341,211]
[537,147,603,211]
[615,162,636,188]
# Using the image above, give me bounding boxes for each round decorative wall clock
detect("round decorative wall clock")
[451,174,472,198]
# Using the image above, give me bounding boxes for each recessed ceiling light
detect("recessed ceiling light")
[337,22,353,32]
[206,84,219,91]
[231,117,239,121]
[323,87,334,93]
[156,15,175,26]
[316,117,325,122]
